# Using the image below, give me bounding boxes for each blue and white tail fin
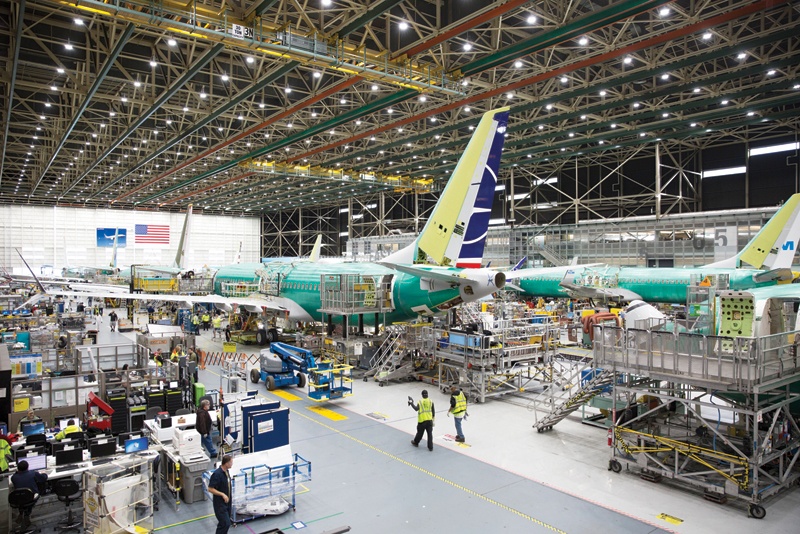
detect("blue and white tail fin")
[381,107,509,267]
[706,193,800,269]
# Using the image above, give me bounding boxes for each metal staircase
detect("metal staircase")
[537,243,568,267]
[364,326,409,382]
[531,365,615,432]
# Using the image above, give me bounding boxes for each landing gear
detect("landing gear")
[267,328,279,343]
[256,329,268,346]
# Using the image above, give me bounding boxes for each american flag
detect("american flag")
[135,224,170,244]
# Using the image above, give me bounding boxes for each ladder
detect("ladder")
[365,326,404,376]
[532,366,615,432]
[537,243,568,267]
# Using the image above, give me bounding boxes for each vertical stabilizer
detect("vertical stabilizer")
[706,194,800,269]
[173,204,192,269]
[109,228,119,271]
[381,107,509,266]
[308,235,323,262]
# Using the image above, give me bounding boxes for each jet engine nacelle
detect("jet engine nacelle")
[457,268,506,301]
[623,300,666,330]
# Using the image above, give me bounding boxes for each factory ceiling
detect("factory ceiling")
[1,0,798,216]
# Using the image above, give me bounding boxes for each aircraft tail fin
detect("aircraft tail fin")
[173,204,193,269]
[109,228,120,271]
[308,235,323,263]
[381,107,510,267]
[706,194,800,269]
[511,256,527,271]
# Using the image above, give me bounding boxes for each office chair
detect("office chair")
[8,488,39,533]
[175,408,191,416]
[145,406,163,420]
[51,478,82,532]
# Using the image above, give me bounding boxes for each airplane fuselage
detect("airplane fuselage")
[214,261,489,324]
[519,266,786,303]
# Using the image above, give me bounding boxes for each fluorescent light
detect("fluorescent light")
[488,218,506,226]
[365,203,377,209]
[532,202,557,209]
[352,213,364,220]
[508,193,530,201]
[534,177,557,186]
[749,142,799,157]
[339,231,348,237]
[494,185,505,191]
[702,166,746,179]
[338,207,349,213]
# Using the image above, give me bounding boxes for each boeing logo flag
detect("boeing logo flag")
[135,224,170,244]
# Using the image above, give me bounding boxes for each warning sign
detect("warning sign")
[223,342,237,353]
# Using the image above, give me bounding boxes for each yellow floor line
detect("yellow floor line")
[203,366,563,532]
[307,405,348,421]
[291,408,564,533]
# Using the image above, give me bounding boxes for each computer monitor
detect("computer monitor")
[50,439,79,455]
[15,447,44,462]
[20,421,45,437]
[89,441,117,459]
[24,454,47,471]
[55,448,83,466]
[117,432,142,446]
[124,437,149,454]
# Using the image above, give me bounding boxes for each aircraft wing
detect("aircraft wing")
[558,282,642,303]
[737,284,800,301]
[504,264,602,280]
[47,288,312,319]
[383,263,486,285]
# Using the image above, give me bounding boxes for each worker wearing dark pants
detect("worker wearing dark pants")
[207,455,233,534]
[196,399,217,458]
[410,390,435,451]
[448,387,468,442]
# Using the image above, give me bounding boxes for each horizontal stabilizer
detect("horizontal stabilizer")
[752,268,794,283]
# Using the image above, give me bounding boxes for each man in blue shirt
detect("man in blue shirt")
[207,455,233,534]
[11,460,48,528]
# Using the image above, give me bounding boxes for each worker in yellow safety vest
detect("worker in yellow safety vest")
[55,419,82,440]
[409,389,435,451]
[212,315,223,339]
[191,313,201,334]
[448,387,468,443]
[171,345,185,362]
[0,436,11,472]
[202,312,211,331]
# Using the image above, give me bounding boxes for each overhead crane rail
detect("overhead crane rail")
[56,0,463,95]
[240,160,436,194]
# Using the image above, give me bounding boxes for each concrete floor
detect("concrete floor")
[89,309,799,534]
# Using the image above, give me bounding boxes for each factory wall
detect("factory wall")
[0,205,260,274]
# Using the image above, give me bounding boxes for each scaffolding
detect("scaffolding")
[595,325,800,519]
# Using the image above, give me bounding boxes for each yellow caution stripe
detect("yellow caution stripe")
[270,389,302,401]
[657,513,684,525]
[307,405,348,421]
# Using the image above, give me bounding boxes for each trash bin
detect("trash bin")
[87,330,98,344]
[181,456,210,504]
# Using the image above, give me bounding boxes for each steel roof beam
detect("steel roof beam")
[33,22,136,195]
[60,43,225,198]
[0,0,25,189]
[335,0,404,39]
[136,88,417,204]
[92,61,299,200]
[289,0,789,165]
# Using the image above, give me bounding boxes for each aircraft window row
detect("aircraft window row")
[284,282,319,291]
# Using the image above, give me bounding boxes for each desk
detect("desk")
[142,410,216,443]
